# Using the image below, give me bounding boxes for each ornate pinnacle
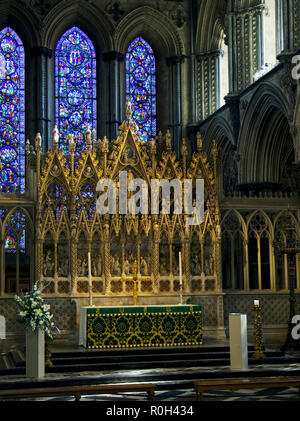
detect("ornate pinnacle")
[92,128,96,144]
[35,133,42,151]
[102,136,109,153]
[166,130,172,150]
[196,132,202,152]
[68,134,76,153]
[126,98,133,121]
[52,125,59,149]
[150,139,156,154]
[85,126,92,147]
[181,138,188,156]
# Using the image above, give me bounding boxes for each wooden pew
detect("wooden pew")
[194,377,300,400]
[0,382,155,401]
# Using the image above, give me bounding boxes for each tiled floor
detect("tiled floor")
[1,341,300,401]
[1,361,300,401]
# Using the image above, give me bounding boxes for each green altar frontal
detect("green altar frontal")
[83,305,202,349]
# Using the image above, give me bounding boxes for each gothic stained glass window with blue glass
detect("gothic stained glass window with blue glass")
[55,27,96,153]
[0,28,25,193]
[126,37,156,142]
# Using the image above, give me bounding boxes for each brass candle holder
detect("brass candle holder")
[252,301,266,359]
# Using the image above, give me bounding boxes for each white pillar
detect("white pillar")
[229,313,248,370]
[26,329,45,378]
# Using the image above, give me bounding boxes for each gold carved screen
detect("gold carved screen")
[34,119,221,299]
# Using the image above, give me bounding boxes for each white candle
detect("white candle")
[179,251,182,286]
[88,252,92,287]
[254,300,259,307]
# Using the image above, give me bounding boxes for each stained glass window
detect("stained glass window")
[4,211,25,253]
[0,28,25,193]
[55,27,96,153]
[126,36,156,142]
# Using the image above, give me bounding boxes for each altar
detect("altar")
[79,305,202,349]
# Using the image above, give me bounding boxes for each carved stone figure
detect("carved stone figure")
[43,250,54,277]
[58,256,69,277]
[124,258,130,276]
[78,257,87,277]
[111,255,121,275]
[191,252,201,275]
[93,255,102,277]
[160,257,169,275]
[204,254,214,276]
[141,256,148,276]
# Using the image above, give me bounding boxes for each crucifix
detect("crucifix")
[132,260,138,306]
[121,260,151,305]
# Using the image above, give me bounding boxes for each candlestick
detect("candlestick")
[179,251,183,305]
[252,300,265,359]
[179,252,182,285]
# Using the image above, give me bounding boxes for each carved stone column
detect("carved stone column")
[30,47,52,151]
[215,226,222,293]
[54,237,58,294]
[184,226,191,293]
[103,51,125,139]
[0,239,4,296]
[196,50,221,120]
[227,5,265,93]
[121,240,125,277]
[70,240,77,295]
[290,124,300,163]
[103,223,111,294]
[166,55,184,157]
[137,239,141,276]
[36,226,43,285]
[153,223,160,293]
[169,242,173,276]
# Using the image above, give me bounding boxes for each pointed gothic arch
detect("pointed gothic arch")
[54,26,97,153]
[0,27,25,193]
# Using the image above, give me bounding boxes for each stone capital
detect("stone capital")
[102,51,125,62]
[166,55,186,66]
[30,46,52,58]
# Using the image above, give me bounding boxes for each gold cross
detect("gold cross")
[121,260,151,305]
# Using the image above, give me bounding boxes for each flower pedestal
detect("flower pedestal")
[26,329,45,378]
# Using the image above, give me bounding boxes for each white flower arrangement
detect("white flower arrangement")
[15,282,55,339]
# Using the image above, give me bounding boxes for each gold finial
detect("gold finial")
[85,126,92,147]
[68,133,76,153]
[181,138,188,156]
[133,260,138,277]
[35,132,42,150]
[196,132,202,152]
[166,130,172,150]
[52,126,59,149]
[126,98,133,121]
[101,136,109,153]
[92,128,96,144]
[150,139,156,154]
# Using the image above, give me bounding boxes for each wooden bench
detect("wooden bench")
[0,383,155,401]
[194,377,300,400]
